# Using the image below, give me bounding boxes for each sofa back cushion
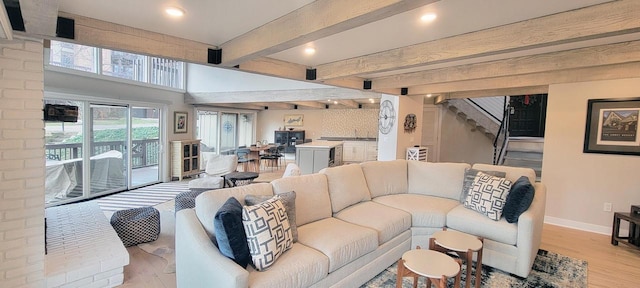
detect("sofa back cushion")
[360,160,408,198]
[407,161,470,200]
[195,182,274,237]
[472,163,536,183]
[320,164,372,213]
[271,174,331,226]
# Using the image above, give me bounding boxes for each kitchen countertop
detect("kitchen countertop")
[319,137,377,141]
[296,140,344,148]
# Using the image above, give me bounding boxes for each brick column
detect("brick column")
[0,38,46,287]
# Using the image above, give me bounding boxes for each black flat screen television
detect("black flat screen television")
[44,104,78,122]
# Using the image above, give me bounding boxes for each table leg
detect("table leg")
[465,249,473,288]
[475,240,483,288]
[612,213,621,245]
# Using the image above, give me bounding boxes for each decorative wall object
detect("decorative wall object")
[284,114,303,127]
[404,113,417,133]
[174,111,188,133]
[584,98,640,155]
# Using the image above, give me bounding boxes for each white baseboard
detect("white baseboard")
[544,216,627,236]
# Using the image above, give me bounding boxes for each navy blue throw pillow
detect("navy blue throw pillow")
[503,176,535,223]
[214,197,250,268]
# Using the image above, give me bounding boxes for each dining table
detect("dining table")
[248,144,275,171]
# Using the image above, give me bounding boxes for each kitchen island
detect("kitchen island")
[295,141,343,174]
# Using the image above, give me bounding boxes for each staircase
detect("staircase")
[501,137,544,181]
[442,98,503,139]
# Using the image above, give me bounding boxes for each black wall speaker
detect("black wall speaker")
[56,17,75,39]
[264,106,268,110]
[363,80,372,90]
[401,88,408,95]
[234,65,240,69]
[208,48,222,65]
[358,104,362,109]
[294,105,298,109]
[306,69,317,80]
[325,104,329,109]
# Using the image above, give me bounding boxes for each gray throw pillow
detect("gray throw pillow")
[213,197,250,268]
[460,168,506,203]
[245,191,298,242]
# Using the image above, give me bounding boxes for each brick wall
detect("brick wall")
[0,38,46,287]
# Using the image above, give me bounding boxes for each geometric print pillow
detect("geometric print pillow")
[464,171,512,221]
[242,196,293,271]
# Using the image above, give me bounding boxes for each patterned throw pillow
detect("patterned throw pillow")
[242,196,293,271]
[464,171,512,221]
[245,191,298,242]
[460,168,507,203]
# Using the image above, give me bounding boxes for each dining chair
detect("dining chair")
[236,148,258,172]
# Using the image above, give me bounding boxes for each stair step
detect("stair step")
[503,158,542,168]
[507,141,544,153]
[505,151,543,160]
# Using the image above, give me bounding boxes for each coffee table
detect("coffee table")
[430,230,484,288]
[223,172,259,187]
[396,248,461,288]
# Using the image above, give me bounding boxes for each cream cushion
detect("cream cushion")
[407,161,470,200]
[472,163,536,184]
[320,164,371,213]
[360,160,408,198]
[195,183,273,237]
[247,243,329,288]
[271,174,331,226]
[297,217,378,273]
[334,201,411,244]
[447,205,518,245]
[373,194,460,227]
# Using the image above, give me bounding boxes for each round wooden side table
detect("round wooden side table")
[430,230,484,288]
[223,172,259,187]
[396,248,461,288]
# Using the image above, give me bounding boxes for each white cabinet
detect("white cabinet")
[171,139,201,181]
[343,141,377,163]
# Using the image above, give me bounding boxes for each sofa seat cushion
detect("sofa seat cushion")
[373,194,459,228]
[247,243,329,288]
[360,160,408,198]
[408,161,470,200]
[334,201,411,244]
[446,205,518,245]
[297,217,378,273]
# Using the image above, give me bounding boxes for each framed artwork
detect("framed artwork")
[284,114,303,127]
[584,98,640,156]
[174,111,188,133]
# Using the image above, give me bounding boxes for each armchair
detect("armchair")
[188,154,238,192]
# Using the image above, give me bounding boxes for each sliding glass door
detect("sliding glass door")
[131,107,160,187]
[89,104,128,196]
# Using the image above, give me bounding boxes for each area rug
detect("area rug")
[361,249,587,288]
[137,200,176,273]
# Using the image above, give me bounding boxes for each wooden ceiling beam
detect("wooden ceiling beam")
[407,62,640,95]
[220,0,439,66]
[337,99,359,108]
[373,40,640,90]
[446,86,549,99]
[19,0,59,37]
[316,0,640,80]
[289,101,328,109]
[185,88,381,104]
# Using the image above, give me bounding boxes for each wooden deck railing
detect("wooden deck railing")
[45,139,160,168]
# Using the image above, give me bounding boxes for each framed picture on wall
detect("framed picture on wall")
[174,111,188,133]
[284,114,303,127]
[584,98,640,155]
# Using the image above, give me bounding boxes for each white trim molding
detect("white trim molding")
[544,215,626,236]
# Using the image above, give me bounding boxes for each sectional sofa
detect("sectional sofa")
[175,160,546,288]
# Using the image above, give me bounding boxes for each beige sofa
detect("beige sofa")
[176,160,546,288]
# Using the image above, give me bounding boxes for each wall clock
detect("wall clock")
[404,113,417,133]
[378,99,396,134]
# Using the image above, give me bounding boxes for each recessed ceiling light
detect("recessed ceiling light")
[166,6,185,17]
[426,94,433,98]
[304,47,316,55]
[333,101,338,105]
[420,13,437,22]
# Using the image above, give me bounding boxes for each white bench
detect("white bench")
[45,201,129,288]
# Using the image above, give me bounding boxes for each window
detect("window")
[48,40,184,90]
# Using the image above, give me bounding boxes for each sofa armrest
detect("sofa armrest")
[176,209,249,288]
[514,182,547,276]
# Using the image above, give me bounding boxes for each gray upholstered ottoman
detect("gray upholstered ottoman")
[110,207,160,247]
[175,189,209,213]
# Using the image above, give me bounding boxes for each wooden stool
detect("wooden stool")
[396,247,461,288]
[430,229,484,288]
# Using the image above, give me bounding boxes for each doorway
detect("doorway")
[508,94,548,137]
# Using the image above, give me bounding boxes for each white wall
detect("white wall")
[543,78,640,233]
[438,107,494,164]
[0,38,46,287]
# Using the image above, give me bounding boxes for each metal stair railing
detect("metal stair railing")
[493,98,510,165]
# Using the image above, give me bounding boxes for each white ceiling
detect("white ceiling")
[58,0,611,69]
[51,0,634,109]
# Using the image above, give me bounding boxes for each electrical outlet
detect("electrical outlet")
[604,202,612,212]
